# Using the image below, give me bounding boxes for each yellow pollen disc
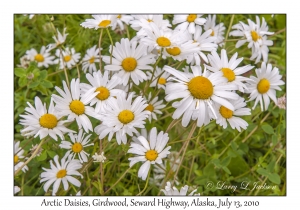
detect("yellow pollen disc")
[219,106,233,119]
[156,37,171,47]
[118,110,134,124]
[147,19,153,22]
[145,104,154,112]
[221,68,236,82]
[251,31,261,42]
[166,47,181,56]
[188,76,213,99]
[64,55,71,62]
[56,169,67,178]
[117,15,122,19]
[14,155,19,164]
[122,57,137,72]
[158,77,166,85]
[257,78,270,94]
[89,56,95,64]
[95,86,110,100]
[72,142,83,153]
[69,100,85,115]
[99,20,111,28]
[186,14,197,23]
[210,30,215,36]
[39,114,58,129]
[34,54,44,62]
[145,149,158,161]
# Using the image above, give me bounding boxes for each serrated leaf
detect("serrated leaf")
[261,124,274,134]
[28,81,40,88]
[18,77,27,87]
[36,150,47,161]
[39,70,48,80]
[14,68,26,77]
[41,80,53,88]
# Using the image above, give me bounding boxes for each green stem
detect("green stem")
[106,28,114,64]
[98,29,104,72]
[224,15,235,48]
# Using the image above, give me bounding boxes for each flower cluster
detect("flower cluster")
[14,14,285,196]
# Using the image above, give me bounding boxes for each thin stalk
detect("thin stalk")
[224,15,235,48]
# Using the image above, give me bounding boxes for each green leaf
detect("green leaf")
[36,150,47,161]
[203,163,216,178]
[47,150,56,158]
[222,166,231,175]
[28,81,40,88]
[41,80,53,88]
[14,68,26,77]
[261,124,274,134]
[18,77,27,87]
[39,70,48,80]
[221,156,231,167]
[272,134,278,145]
[227,155,250,176]
[257,168,269,176]
[268,173,281,185]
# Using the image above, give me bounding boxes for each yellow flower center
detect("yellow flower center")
[39,114,58,129]
[69,100,85,115]
[95,86,110,101]
[158,77,166,85]
[118,110,134,124]
[188,76,213,99]
[98,20,111,28]
[257,78,270,94]
[210,30,215,36]
[72,142,83,153]
[219,106,233,119]
[89,56,95,64]
[156,37,171,47]
[186,14,197,23]
[221,68,236,82]
[64,55,71,62]
[145,149,158,161]
[117,15,122,19]
[145,104,154,112]
[147,19,153,22]
[122,57,137,72]
[166,47,181,56]
[56,169,67,178]
[34,54,44,62]
[251,31,261,42]
[14,155,19,164]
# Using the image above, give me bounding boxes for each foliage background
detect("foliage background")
[14,14,286,196]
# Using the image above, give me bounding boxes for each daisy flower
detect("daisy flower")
[82,45,100,74]
[185,26,217,65]
[147,67,170,90]
[52,78,100,133]
[230,16,274,51]
[130,15,171,37]
[80,70,125,113]
[80,15,117,30]
[95,93,150,145]
[92,152,106,163]
[103,38,155,85]
[215,97,251,132]
[26,46,55,68]
[14,186,21,195]
[14,141,28,173]
[140,23,182,51]
[246,62,285,111]
[128,127,171,180]
[206,49,254,92]
[145,92,166,122]
[164,65,239,127]
[173,14,206,34]
[40,153,82,196]
[249,35,273,64]
[204,15,226,46]
[59,129,94,163]
[19,96,74,140]
[161,182,200,196]
[113,14,134,30]
[55,47,81,69]
[47,28,68,51]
